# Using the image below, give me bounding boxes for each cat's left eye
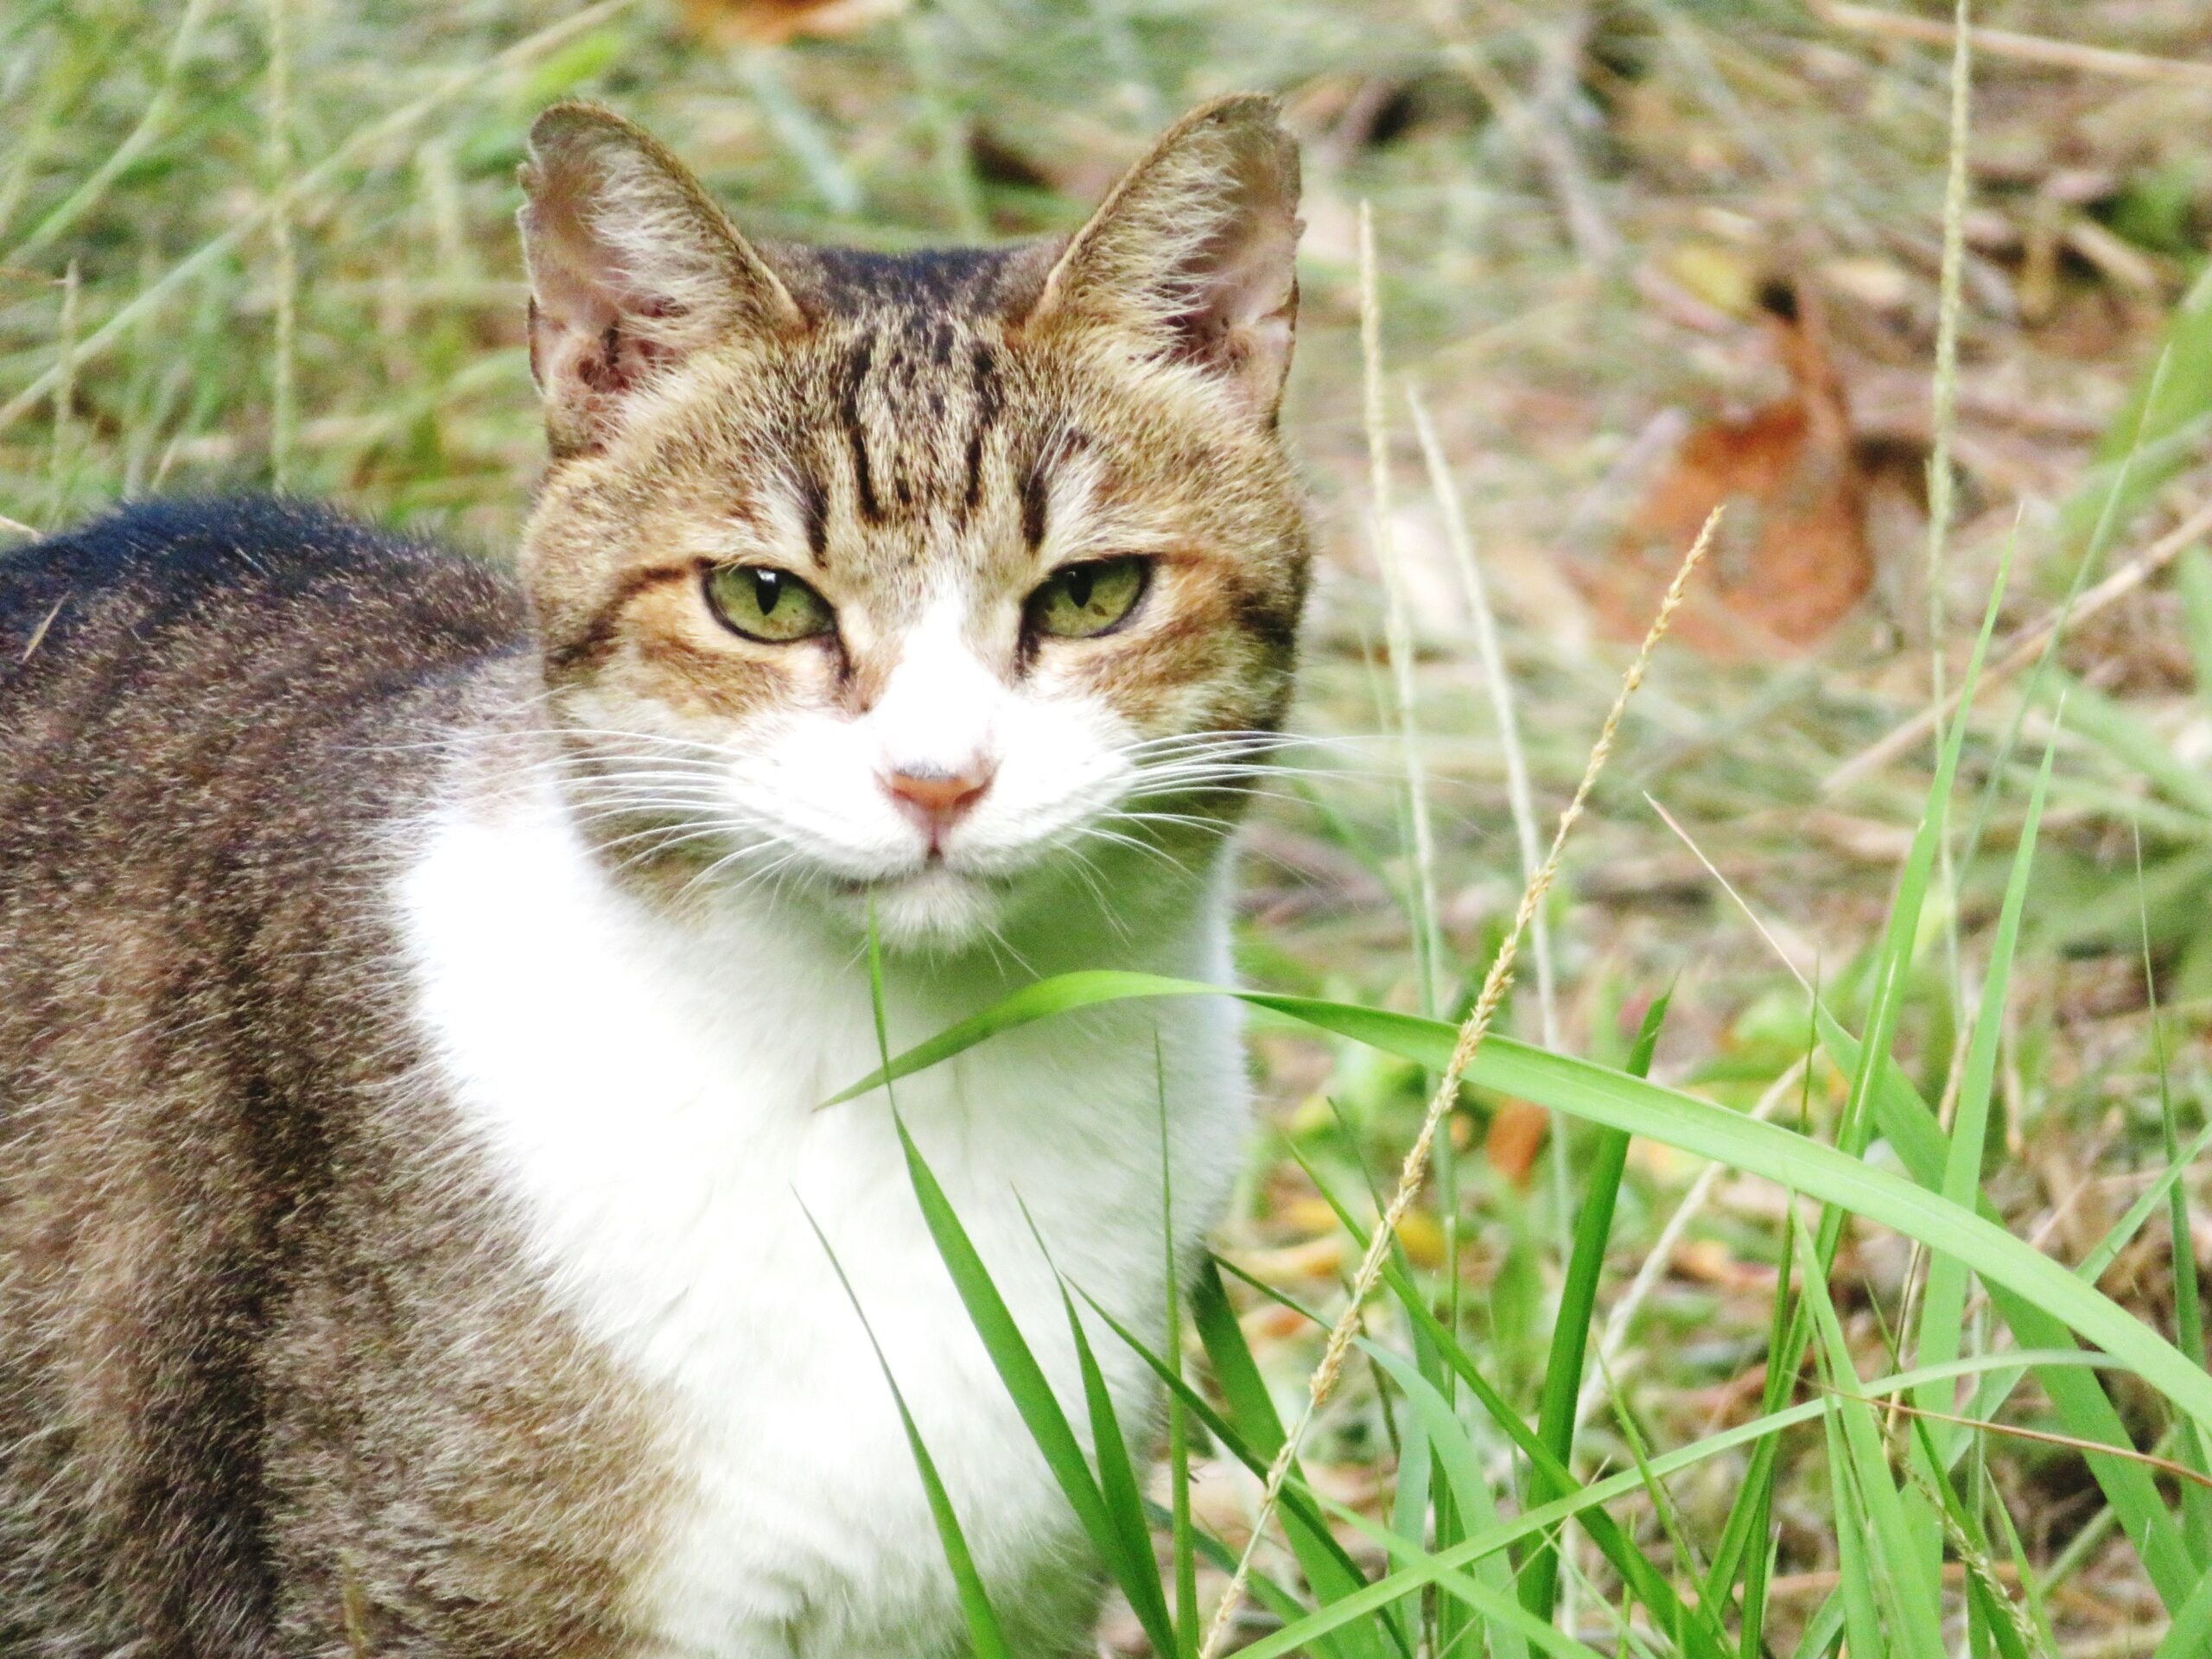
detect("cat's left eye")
[704,564,836,644]
[1027,556,1148,640]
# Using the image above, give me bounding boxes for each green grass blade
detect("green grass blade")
[1600,1370,1709,1608]
[1363,1341,1529,1659]
[833,976,2212,1441]
[1796,1211,1946,1659]
[1287,1112,1488,1657]
[1153,1243,1701,1657]
[1291,1176,1719,1653]
[1793,543,2013,1589]
[1385,1410,1434,1653]
[1236,1351,2103,1659]
[1742,1507,1781,1659]
[890,1116,1153,1635]
[1338,1519,1618,1659]
[1821,1402,1884,1659]
[1916,718,2059,1469]
[1190,1262,1401,1659]
[874,899,1175,1649]
[1522,991,1669,1624]
[1397,1307,1451,1659]
[1158,1047,1200,1659]
[1709,1062,1808,1621]
[1976,1454,2058,1658]
[1837,532,2012,1162]
[1144,1493,1357,1642]
[2137,833,2212,1567]
[2152,1567,2212,1659]
[801,1205,1013,1659]
[1057,1273,1179,1655]
[1822,1015,2202,1611]
[1787,1594,1847,1659]
[1090,1277,1402,1595]
[1262,1357,2096,1659]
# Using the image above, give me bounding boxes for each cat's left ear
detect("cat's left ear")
[1027,95,1301,423]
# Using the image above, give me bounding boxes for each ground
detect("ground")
[8,1,2212,1652]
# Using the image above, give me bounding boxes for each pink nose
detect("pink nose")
[881,762,995,838]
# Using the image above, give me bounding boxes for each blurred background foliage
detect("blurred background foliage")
[11,0,2212,1648]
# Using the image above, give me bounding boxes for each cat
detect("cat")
[0,93,1306,1658]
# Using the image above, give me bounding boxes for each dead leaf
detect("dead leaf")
[1238,1300,1309,1347]
[1485,1099,1549,1188]
[1588,277,1878,658]
[1228,1234,1347,1284]
[680,0,906,47]
[1676,1236,1775,1293]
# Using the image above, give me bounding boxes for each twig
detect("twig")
[1196,506,1722,1659]
[1815,1382,2212,1494]
[1824,496,2212,794]
[1812,1,2212,92]
[1645,793,1816,989]
[19,598,64,664]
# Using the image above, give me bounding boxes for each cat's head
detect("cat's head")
[515,97,1306,949]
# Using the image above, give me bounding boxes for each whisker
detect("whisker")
[1068,824,1190,874]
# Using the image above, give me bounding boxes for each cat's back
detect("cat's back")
[0,495,523,794]
[0,499,549,1656]
[0,496,526,976]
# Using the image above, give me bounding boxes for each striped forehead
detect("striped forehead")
[772,247,1062,558]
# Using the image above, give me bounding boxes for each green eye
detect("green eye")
[704,564,836,643]
[1027,557,1148,640]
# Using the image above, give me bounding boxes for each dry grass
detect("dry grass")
[11,0,2212,1650]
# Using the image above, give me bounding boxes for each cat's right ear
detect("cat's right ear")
[518,104,804,458]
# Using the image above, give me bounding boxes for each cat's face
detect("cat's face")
[515,100,1306,947]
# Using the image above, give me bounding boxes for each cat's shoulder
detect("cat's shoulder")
[1,494,524,671]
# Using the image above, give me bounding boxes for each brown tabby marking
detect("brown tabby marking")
[0,502,671,1655]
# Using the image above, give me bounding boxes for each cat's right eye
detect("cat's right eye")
[704,564,836,644]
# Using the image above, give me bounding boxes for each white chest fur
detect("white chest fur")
[397,782,1249,1658]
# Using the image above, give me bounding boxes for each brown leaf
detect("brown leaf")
[1226,1234,1347,1284]
[1675,1236,1775,1293]
[1485,1100,1549,1188]
[680,0,906,47]
[1238,1300,1309,1347]
[1590,277,1878,658]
